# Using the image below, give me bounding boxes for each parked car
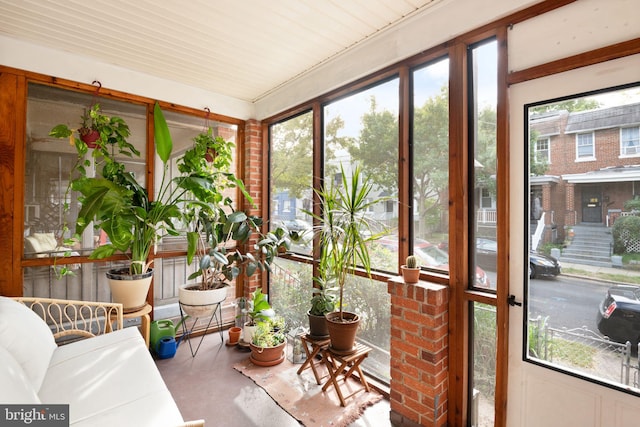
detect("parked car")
[475,237,561,279]
[529,252,561,279]
[475,237,498,271]
[596,285,640,346]
[377,235,490,289]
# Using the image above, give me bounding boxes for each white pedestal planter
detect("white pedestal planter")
[178,284,228,318]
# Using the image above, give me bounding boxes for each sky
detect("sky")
[323,40,498,139]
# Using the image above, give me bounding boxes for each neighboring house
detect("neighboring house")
[530,102,640,243]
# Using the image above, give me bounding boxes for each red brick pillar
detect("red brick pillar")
[387,276,448,427]
[242,119,263,298]
[565,182,576,227]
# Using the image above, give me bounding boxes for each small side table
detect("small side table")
[297,334,331,384]
[322,342,372,407]
[109,303,152,348]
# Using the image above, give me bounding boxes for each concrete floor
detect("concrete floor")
[155,329,391,427]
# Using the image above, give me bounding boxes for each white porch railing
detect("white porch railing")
[477,209,497,224]
[531,212,546,251]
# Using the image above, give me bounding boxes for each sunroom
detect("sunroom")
[1,1,639,426]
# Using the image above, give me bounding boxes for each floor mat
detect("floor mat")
[233,356,382,427]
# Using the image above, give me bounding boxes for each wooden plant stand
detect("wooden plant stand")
[297,334,331,384]
[322,342,372,407]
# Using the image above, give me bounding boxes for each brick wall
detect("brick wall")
[388,276,449,427]
[242,119,263,297]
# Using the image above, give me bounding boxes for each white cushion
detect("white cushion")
[33,232,58,251]
[70,391,184,427]
[40,328,183,426]
[0,297,57,391]
[0,345,41,404]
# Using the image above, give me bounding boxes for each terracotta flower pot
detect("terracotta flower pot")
[228,326,242,345]
[401,265,421,283]
[249,340,286,366]
[325,311,360,353]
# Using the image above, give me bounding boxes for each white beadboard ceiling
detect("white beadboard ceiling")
[0,0,443,103]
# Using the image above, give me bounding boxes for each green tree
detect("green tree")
[270,113,313,199]
[347,96,398,193]
[271,112,349,199]
[412,87,449,236]
[475,106,498,198]
[530,98,600,114]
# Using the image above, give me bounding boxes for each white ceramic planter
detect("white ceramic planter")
[178,283,228,318]
[106,268,153,313]
[243,323,258,344]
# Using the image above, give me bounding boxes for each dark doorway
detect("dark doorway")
[581,185,602,223]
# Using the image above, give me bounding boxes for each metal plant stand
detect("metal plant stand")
[179,301,224,357]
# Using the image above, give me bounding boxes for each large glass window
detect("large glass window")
[324,79,399,271]
[470,40,497,292]
[412,58,450,275]
[526,83,640,395]
[23,84,242,319]
[469,39,498,427]
[320,79,398,382]
[25,84,147,253]
[269,111,314,255]
[268,112,315,334]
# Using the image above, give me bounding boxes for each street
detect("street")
[527,275,608,333]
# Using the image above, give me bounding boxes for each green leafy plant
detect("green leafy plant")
[309,278,338,317]
[623,198,640,212]
[304,164,388,320]
[244,288,273,326]
[613,215,640,255]
[251,320,286,347]
[180,128,289,290]
[48,102,245,277]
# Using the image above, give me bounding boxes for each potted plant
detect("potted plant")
[240,288,274,344]
[177,127,288,317]
[305,164,387,352]
[49,102,223,312]
[307,267,337,339]
[401,254,421,283]
[249,318,287,366]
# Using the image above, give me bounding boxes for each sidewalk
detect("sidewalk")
[561,261,640,285]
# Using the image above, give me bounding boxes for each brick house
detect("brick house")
[530,102,640,244]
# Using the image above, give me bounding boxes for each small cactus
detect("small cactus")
[406,254,419,269]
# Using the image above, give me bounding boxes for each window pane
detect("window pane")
[155,109,239,254]
[25,84,146,254]
[324,79,399,272]
[526,84,640,395]
[412,57,450,275]
[621,127,640,155]
[577,133,594,158]
[269,112,314,255]
[469,39,498,427]
[472,302,496,427]
[470,40,497,291]
[270,258,313,328]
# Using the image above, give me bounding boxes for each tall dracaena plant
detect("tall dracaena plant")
[307,164,388,320]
